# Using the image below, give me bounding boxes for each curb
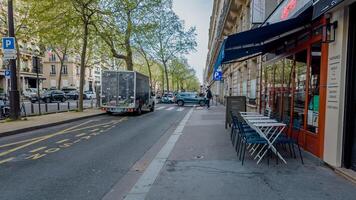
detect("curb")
[0,112,107,138]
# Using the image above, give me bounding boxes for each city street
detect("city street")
[0,104,188,200]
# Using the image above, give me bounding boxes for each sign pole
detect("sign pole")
[7,0,20,120]
[34,57,41,115]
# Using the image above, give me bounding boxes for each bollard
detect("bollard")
[68,101,70,110]
[91,99,93,108]
[45,103,48,113]
[57,102,60,111]
[31,103,34,114]
[76,101,79,109]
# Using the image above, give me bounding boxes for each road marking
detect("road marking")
[166,107,174,111]
[0,120,93,158]
[29,146,47,153]
[75,133,87,137]
[56,139,70,144]
[90,129,100,132]
[176,107,185,112]
[156,106,165,110]
[124,108,194,200]
[0,117,128,158]
[0,157,14,164]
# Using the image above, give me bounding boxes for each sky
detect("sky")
[172,0,213,83]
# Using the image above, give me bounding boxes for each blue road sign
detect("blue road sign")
[4,70,11,79]
[213,66,222,81]
[2,37,16,50]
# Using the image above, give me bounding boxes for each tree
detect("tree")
[95,0,161,71]
[141,1,197,92]
[0,1,35,92]
[26,0,102,112]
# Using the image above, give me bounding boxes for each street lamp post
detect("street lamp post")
[7,0,20,120]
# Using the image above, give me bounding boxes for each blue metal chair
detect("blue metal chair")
[235,116,268,165]
[275,118,304,164]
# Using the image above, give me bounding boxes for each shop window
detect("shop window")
[307,43,321,134]
[293,50,308,129]
[282,57,293,120]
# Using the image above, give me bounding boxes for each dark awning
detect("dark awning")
[313,0,345,20]
[216,5,313,64]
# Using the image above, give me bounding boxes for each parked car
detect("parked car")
[62,87,77,94]
[66,90,79,100]
[175,92,206,107]
[84,90,96,99]
[23,88,38,99]
[161,93,174,103]
[31,90,66,103]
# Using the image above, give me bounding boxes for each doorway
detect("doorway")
[343,3,356,171]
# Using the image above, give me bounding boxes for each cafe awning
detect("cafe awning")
[213,0,313,66]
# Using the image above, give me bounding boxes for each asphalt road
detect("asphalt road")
[0,104,189,200]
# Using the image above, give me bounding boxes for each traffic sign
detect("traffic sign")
[2,37,17,60]
[213,66,222,81]
[4,70,11,79]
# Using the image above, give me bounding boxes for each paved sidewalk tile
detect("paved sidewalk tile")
[0,109,105,136]
[145,105,356,200]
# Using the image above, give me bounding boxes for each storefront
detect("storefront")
[260,18,328,157]
[213,0,332,158]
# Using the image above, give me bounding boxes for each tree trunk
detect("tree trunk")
[78,21,89,112]
[125,11,133,71]
[58,58,64,90]
[161,67,165,93]
[163,61,169,92]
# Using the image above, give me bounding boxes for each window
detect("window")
[307,43,321,134]
[50,65,56,75]
[76,66,80,75]
[283,57,294,121]
[293,50,308,129]
[50,54,56,62]
[63,55,68,61]
[61,65,68,74]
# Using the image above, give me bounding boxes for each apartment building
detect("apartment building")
[206,0,356,177]
[42,52,102,92]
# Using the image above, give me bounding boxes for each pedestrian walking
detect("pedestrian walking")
[206,87,212,109]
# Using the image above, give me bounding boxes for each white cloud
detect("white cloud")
[172,0,213,83]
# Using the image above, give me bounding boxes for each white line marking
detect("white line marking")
[176,107,185,112]
[166,107,174,111]
[124,108,194,200]
[156,106,165,110]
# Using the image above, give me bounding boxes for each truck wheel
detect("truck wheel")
[177,100,184,106]
[199,100,205,107]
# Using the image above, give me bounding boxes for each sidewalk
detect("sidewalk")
[0,109,105,137]
[130,105,356,200]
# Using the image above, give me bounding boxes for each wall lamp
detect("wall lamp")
[322,21,338,43]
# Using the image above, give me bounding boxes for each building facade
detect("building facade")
[205,0,356,176]
[42,52,102,92]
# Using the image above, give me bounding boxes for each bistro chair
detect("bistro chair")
[275,118,304,164]
[235,115,268,165]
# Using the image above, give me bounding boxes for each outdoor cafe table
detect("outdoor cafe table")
[247,119,278,124]
[242,116,287,164]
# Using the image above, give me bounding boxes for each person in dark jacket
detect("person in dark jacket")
[206,87,213,109]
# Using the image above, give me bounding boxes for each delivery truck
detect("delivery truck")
[101,71,155,115]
